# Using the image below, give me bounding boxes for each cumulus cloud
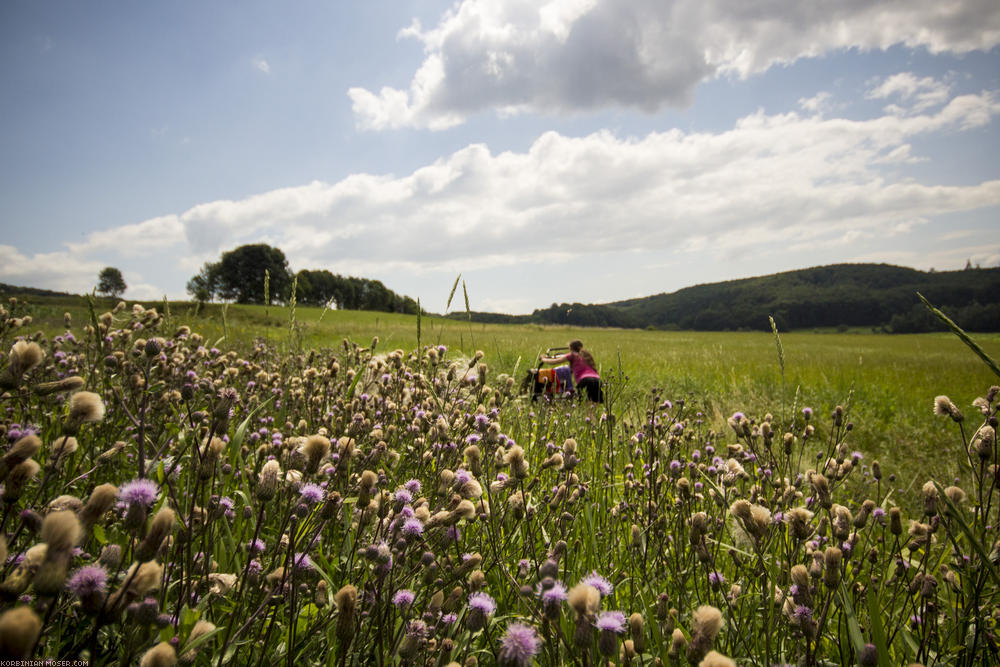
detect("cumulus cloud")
[253,57,271,74]
[185,83,1000,271]
[349,0,1000,130]
[867,72,953,113]
[11,80,999,301]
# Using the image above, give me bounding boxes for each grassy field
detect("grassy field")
[1,292,998,665]
[17,294,1000,499]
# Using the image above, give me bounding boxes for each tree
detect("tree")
[186,262,221,303]
[215,244,292,304]
[97,267,126,299]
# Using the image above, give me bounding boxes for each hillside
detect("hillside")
[455,263,1000,332]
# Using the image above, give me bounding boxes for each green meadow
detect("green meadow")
[2,293,999,665]
[25,295,1000,503]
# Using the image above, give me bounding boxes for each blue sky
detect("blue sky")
[1,0,998,314]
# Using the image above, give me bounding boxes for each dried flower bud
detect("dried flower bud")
[79,483,119,530]
[139,641,177,667]
[0,606,42,659]
[32,376,85,396]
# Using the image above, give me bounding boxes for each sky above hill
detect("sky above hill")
[1,0,999,314]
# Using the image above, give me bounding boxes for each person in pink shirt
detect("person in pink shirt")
[541,339,603,403]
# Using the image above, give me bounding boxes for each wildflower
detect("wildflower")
[64,391,106,434]
[138,640,176,667]
[299,483,325,505]
[933,395,963,422]
[595,610,626,633]
[181,619,217,662]
[668,628,687,659]
[257,460,281,501]
[699,651,737,667]
[401,517,424,537]
[580,571,613,597]
[858,643,878,667]
[41,509,82,554]
[120,479,159,507]
[540,580,567,619]
[334,585,357,645]
[567,583,600,620]
[498,622,542,667]
[393,589,416,609]
[0,606,42,659]
[302,434,331,474]
[0,435,40,482]
[136,507,175,562]
[466,592,496,631]
[595,610,626,656]
[292,553,314,572]
[687,605,723,665]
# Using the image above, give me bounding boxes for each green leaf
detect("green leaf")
[295,603,319,635]
[866,587,891,667]
[838,582,865,656]
[92,524,107,545]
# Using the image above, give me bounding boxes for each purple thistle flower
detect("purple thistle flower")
[66,565,108,596]
[298,483,324,505]
[401,517,424,537]
[405,619,428,638]
[802,407,813,419]
[793,605,813,623]
[498,622,542,667]
[468,592,496,616]
[248,539,266,554]
[394,488,413,505]
[292,553,314,571]
[393,589,416,608]
[581,571,613,597]
[708,571,725,588]
[595,610,627,633]
[404,479,421,495]
[440,613,457,625]
[454,469,472,484]
[539,580,568,603]
[119,479,159,507]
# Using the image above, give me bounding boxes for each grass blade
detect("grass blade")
[918,292,1000,379]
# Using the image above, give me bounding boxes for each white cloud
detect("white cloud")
[349,0,1000,129]
[10,84,1000,302]
[187,86,1000,269]
[253,57,271,74]
[66,216,186,257]
[867,72,953,113]
[798,92,832,114]
[0,245,105,294]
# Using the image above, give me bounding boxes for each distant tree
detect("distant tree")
[186,262,222,303]
[97,267,126,299]
[213,244,292,304]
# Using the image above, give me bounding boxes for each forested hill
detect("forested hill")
[463,264,1000,332]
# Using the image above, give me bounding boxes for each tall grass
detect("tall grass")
[0,295,995,664]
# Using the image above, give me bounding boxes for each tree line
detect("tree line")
[185,244,419,314]
[448,263,1000,332]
